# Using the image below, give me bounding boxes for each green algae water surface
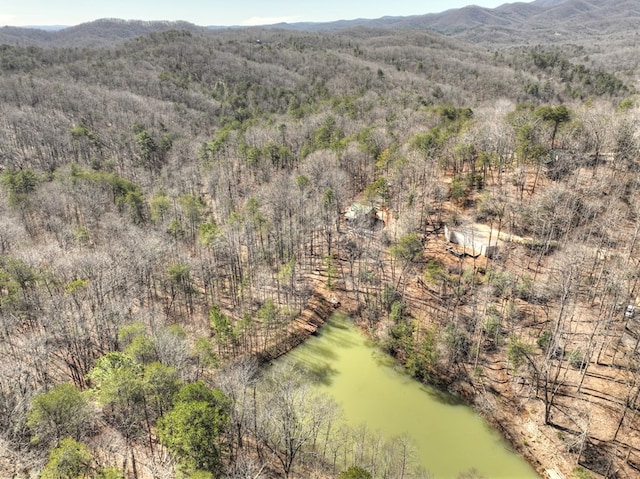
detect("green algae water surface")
[287,313,539,479]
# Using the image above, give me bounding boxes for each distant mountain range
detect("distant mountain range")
[1,0,638,47]
[274,0,640,44]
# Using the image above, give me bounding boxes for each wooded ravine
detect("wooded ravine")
[2,2,640,477]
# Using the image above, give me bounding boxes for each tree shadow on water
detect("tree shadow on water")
[421,384,467,407]
[292,358,339,386]
[327,332,360,349]
[327,316,350,329]
[302,341,340,360]
[320,317,361,349]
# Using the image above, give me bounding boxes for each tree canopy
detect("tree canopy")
[156,382,231,474]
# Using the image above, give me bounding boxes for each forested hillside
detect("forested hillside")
[0,12,639,479]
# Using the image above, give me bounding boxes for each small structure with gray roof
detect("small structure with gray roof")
[444,224,501,258]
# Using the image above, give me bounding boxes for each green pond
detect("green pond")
[286,313,540,479]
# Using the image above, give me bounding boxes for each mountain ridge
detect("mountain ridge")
[0,19,210,47]
[1,0,638,48]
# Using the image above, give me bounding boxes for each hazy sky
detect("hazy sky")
[2,1,519,27]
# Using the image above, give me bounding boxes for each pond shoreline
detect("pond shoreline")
[281,311,541,478]
[260,288,545,478]
[254,291,334,364]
